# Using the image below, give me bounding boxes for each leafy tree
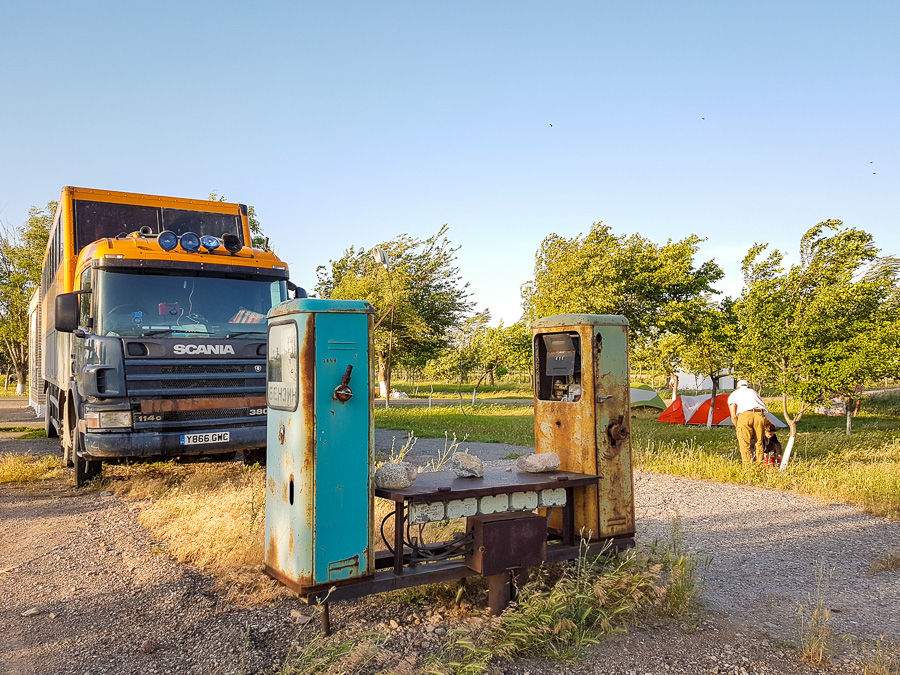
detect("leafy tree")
[475,321,533,383]
[316,225,473,398]
[423,311,491,386]
[675,297,738,427]
[0,203,54,394]
[521,222,723,337]
[735,221,898,453]
[632,331,684,402]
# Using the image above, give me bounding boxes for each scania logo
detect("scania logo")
[173,344,236,355]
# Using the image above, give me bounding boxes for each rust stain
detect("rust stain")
[141,396,266,413]
[299,314,317,539]
[267,531,279,568]
[534,325,600,536]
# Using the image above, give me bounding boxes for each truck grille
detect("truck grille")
[125,358,267,432]
[124,358,265,397]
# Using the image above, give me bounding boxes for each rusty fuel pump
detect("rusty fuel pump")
[263,299,376,598]
[532,315,635,541]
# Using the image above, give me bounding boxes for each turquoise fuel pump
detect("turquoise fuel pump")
[263,298,375,594]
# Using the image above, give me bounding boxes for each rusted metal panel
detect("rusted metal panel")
[592,320,635,538]
[532,315,635,541]
[466,512,547,576]
[140,395,265,413]
[265,313,316,587]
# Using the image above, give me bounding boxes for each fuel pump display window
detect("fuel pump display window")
[267,322,299,412]
[535,331,583,402]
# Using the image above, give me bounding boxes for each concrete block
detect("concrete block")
[510,491,538,511]
[446,498,477,519]
[409,501,446,525]
[478,494,510,515]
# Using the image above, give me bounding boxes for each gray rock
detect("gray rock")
[374,462,417,489]
[516,452,561,473]
[451,452,484,478]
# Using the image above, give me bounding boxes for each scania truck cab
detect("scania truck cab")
[37,187,291,485]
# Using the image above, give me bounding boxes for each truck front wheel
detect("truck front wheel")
[73,432,102,487]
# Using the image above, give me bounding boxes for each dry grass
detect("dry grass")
[0,453,64,484]
[862,637,900,675]
[870,551,900,575]
[797,560,833,667]
[104,460,287,604]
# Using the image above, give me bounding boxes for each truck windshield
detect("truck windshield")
[94,270,287,338]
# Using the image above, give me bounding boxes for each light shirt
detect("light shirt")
[727,387,767,414]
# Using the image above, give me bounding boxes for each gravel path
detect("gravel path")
[634,472,900,646]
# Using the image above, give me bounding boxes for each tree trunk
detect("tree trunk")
[472,370,491,404]
[669,373,678,403]
[779,393,806,472]
[14,366,26,395]
[846,402,852,436]
[706,376,719,429]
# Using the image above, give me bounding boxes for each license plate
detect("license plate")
[180,431,231,446]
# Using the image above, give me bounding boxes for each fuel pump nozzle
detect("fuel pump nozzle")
[333,365,354,402]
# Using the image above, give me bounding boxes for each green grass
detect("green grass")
[375,392,900,519]
[0,383,26,397]
[375,404,535,446]
[14,428,47,439]
[387,380,533,400]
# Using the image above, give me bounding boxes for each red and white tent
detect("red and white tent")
[657,394,786,428]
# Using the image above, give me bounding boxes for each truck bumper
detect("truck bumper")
[82,425,265,459]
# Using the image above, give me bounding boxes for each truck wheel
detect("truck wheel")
[242,448,266,466]
[74,433,102,488]
[45,405,59,439]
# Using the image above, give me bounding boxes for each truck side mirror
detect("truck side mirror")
[55,293,80,333]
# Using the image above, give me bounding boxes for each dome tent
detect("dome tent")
[630,384,666,410]
[657,393,786,428]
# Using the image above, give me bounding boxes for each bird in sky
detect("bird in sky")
[549,123,553,127]
[701,117,706,121]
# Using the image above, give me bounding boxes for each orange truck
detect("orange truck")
[33,187,293,485]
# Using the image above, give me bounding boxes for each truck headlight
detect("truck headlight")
[97,411,133,428]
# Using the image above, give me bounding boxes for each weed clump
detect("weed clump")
[870,551,900,575]
[797,559,834,667]
[425,542,693,674]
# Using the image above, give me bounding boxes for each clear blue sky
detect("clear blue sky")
[1,1,897,325]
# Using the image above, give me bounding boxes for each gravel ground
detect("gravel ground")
[1,402,898,674]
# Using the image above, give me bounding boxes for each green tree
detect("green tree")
[316,225,473,398]
[735,221,898,454]
[521,222,723,337]
[0,202,54,393]
[631,331,684,402]
[676,297,737,427]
